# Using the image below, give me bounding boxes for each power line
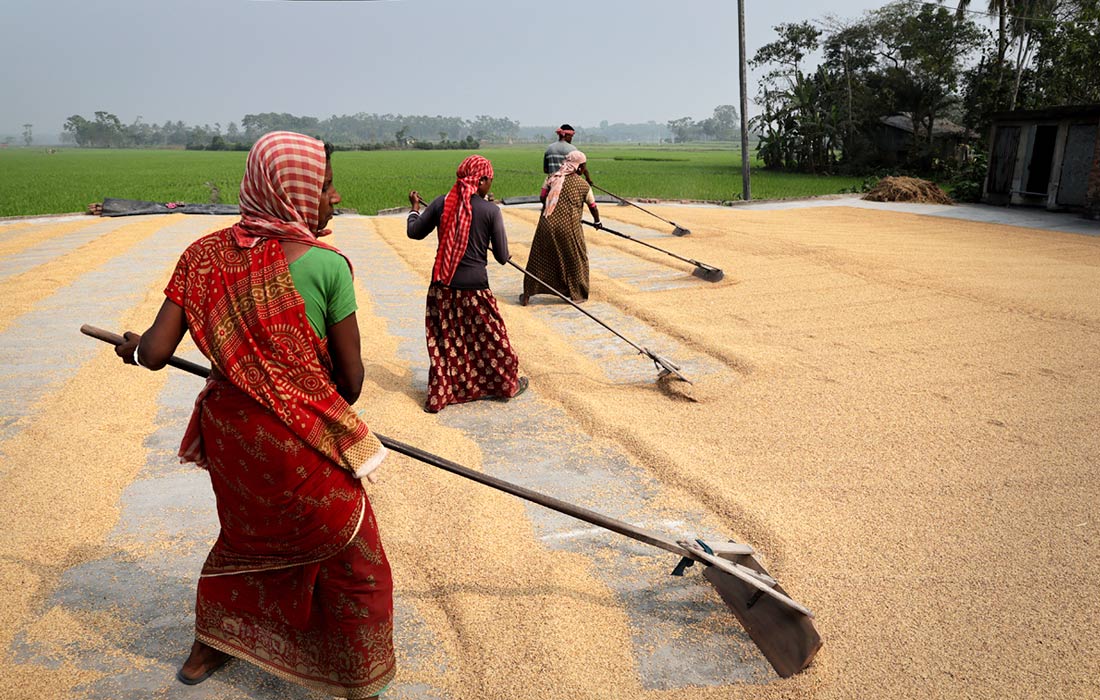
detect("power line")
[916,1,1096,26]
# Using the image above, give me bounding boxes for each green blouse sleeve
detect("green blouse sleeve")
[325,255,357,327]
[287,247,357,339]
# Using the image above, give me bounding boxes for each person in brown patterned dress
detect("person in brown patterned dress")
[520,150,601,305]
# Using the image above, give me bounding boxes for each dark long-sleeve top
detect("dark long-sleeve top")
[407,194,510,290]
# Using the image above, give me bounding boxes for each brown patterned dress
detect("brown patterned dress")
[524,173,592,302]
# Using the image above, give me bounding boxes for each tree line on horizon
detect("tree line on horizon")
[53,106,744,151]
[59,112,521,151]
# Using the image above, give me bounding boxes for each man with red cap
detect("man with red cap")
[408,155,528,413]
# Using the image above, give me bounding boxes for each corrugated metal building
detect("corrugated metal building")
[983,105,1100,219]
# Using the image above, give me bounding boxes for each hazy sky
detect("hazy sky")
[3,0,902,138]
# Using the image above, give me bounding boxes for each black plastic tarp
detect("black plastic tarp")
[101,198,240,217]
[501,194,620,206]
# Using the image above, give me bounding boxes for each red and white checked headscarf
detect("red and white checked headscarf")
[433,155,494,285]
[556,126,575,138]
[543,150,586,218]
[235,131,333,248]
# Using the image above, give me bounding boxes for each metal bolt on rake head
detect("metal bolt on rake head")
[648,351,691,384]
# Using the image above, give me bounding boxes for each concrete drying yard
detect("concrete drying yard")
[0,198,1097,699]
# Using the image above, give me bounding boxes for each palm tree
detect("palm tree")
[1006,0,1060,109]
[954,0,1011,99]
[955,0,1009,63]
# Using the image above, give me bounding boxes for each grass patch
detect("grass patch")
[0,145,865,217]
[611,156,691,162]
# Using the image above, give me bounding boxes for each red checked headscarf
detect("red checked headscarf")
[236,130,336,246]
[433,154,494,285]
[543,150,586,218]
[173,130,384,482]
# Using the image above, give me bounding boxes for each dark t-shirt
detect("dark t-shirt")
[406,194,510,289]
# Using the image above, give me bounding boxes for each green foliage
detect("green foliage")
[960,58,1018,134]
[63,111,126,148]
[838,175,882,194]
[57,110,523,151]
[946,151,989,202]
[1028,0,1100,106]
[944,1,1096,134]
[611,156,690,162]
[753,1,985,174]
[411,135,480,150]
[0,146,865,218]
[750,21,837,173]
[63,112,230,150]
[231,112,518,145]
[666,105,741,143]
[753,21,822,77]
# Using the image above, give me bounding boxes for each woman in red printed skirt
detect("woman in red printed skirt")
[407,155,528,413]
[115,131,395,698]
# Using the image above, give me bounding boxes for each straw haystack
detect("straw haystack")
[863,176,954,204]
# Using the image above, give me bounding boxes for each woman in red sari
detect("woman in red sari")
[115,131,395,698]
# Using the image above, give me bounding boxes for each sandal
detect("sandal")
[176,654,231,686]
[512,376,529,399]
[176,641,232,686]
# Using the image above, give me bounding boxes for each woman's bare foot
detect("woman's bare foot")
[177,640,231,685]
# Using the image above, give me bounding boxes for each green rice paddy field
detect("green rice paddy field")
[0,145,863,217]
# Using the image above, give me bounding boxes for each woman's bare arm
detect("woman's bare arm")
[327,312,365,405]
[115,298,188,370]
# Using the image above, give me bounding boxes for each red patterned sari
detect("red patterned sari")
[167,225,395,698]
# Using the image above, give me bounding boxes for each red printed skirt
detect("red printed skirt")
[424,283,520,413]
[193,381,395,698]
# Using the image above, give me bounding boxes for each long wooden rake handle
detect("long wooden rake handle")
[82,323,818,674]
[79,324,714,573]
[508,261,643,351]
[581,220,722,274]
[81,324,210,376]
[589,183,684,228]
[505,261,691,384]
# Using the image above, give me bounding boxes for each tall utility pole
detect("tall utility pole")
[737,0,751,200]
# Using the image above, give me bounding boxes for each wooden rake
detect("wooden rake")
[581,220,724,282]
[590,183,693,237]
[507,260,691,384]
[81,323,821,678]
